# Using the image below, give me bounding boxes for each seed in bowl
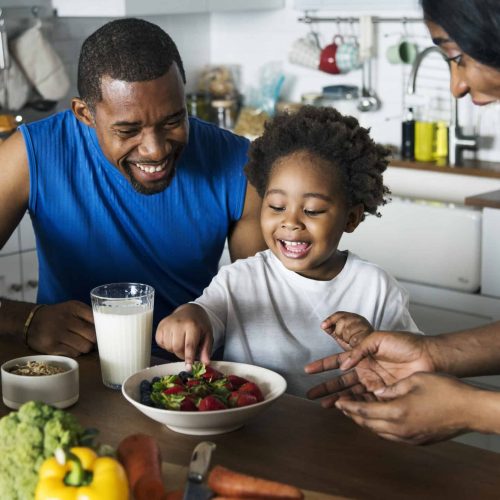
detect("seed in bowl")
[140,362,264,411]
[9,360,67,376]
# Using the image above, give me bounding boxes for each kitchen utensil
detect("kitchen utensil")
[122,361,287,435]
[183,442,216,500]
[357,59,381,112]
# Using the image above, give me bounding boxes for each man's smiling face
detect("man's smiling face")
[83,64,188,194]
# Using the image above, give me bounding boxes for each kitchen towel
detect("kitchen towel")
[0,55,31,110]
[359,15,374,62]
[11,20,70,101]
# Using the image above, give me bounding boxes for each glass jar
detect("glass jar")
[186,93,211,122]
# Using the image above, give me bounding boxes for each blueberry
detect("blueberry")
[140,394,153,406]
[140,379,151,393]
[152,376,161,384]
[178,371,192,384]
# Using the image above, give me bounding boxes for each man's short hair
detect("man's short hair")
[77,18,186,109]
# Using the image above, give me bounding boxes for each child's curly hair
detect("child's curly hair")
[244,106,391,219]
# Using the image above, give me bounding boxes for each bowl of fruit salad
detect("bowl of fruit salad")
[122,361,287,435]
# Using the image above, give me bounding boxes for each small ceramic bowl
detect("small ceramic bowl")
[1,355,79,410]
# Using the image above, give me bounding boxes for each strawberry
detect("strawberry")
[202,365,224,382]
[227,374,249,390]
[180,396,198,411]
[239,382,264,402]
[198,395,227,411]
[229,391,258,408]
[163,385,185,395]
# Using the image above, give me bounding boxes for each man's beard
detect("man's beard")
[123,162,176,195]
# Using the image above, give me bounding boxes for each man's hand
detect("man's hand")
[305,331,436,407]
[155,304,213,369]
[28,300,96,357]
[321,311,374,350]
[335,372,480,445]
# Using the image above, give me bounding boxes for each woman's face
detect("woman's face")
[426,20,500,104]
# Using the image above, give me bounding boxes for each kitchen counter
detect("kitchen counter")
[465,189,500,209]
[389,158,500,179]
[3,339,500,498]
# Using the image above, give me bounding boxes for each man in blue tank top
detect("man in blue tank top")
[0,19,265,357]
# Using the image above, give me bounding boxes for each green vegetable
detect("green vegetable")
[0,401,85,500]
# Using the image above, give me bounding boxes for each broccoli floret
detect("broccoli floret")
[0,401,84,500]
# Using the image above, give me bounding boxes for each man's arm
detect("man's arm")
[0,131,33,339]
[227,182,266,262]
[0,131,30,249]
[0,131,96,356]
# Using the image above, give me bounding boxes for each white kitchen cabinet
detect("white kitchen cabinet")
[293,0,418,10]
[21,250,39,303]
[0,213,38,303]
[52,0,284,17]
[0,253,24,301]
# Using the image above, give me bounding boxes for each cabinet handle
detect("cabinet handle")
[9,283,22,292]
[25,280,38,289]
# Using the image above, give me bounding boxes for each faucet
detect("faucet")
[407,46,477,167]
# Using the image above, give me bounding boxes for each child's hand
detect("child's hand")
[321,311,374,350]
[155,304,213,370]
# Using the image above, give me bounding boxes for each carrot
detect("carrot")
[117,433,167,500]
[208,465,304,499]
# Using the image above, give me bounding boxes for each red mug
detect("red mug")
[319,35,343,75]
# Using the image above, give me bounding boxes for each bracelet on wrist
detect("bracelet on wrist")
[23,304,45,346]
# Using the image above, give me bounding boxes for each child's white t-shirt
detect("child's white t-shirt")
[193,249,420,397]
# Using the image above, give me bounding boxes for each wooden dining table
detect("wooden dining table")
[3,338,500,499]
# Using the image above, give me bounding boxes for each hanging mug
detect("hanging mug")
[336,36,361,73]
[288,32,321,70]
[319,35,343,75]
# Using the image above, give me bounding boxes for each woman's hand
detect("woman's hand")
[155,303,213,369]
[321,311,374,350]
[335,372,482,445]
[305,331,436,406]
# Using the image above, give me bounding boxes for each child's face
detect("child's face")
[260,151,363,281]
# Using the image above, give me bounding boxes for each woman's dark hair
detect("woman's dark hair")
[78,18,186,109]
[244,106,390,220]
[421,0,500,70]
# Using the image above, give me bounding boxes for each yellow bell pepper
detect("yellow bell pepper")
[35,446,129,500]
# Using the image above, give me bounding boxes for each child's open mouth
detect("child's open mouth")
[278,239,312,259]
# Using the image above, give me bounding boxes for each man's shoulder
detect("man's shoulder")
[23,109,80,135]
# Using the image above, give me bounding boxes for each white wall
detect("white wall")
[210,0,500,167]
[40,12,210,114]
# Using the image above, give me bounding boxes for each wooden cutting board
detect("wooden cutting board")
[162,462,347,499]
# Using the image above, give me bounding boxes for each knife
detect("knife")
[183,441,216,500]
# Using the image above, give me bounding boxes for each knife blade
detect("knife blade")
[183,441,216,500]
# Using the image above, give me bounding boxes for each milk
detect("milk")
[93,301,153,389]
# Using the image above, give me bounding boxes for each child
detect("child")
[156,106,420,397]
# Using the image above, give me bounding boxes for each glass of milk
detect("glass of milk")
[90,283,154,390]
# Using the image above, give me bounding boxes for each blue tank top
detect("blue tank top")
[21,111,249,337]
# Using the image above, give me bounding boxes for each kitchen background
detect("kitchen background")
[2,0,500,451]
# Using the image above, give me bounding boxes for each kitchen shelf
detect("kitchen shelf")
[389,158,500,179]
[52,0,284,18]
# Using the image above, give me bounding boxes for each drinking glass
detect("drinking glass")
[90,283,154,390]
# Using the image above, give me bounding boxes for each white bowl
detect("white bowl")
[122,361,287,435]
[1,355,79,410]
